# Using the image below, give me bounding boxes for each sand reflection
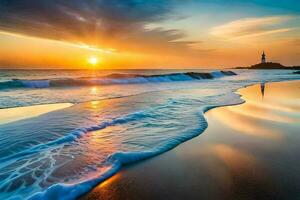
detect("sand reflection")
[211,107,282,140]
[226,102,295,123]
[239,81,300,112]
[210,144,271,196]
[211,81,300,139]
[260,82,265,99]
[212,144,257,170]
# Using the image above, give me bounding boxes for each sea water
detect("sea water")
[0,69,299,199]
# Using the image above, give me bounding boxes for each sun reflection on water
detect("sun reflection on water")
[90,87,99,95]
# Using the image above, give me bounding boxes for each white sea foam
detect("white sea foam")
[27,98,246,200]
[28,108,211,200]
[0,112,146,166]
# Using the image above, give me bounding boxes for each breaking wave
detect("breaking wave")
[0,71,236,89]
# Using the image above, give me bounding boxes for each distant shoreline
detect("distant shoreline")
[236,62,300,70]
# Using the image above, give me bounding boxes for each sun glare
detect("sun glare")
[88,56,99,66]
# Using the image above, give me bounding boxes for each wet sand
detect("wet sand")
[81,80,300,200]
[0,103,73,125]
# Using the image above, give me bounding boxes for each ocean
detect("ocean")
[0,69,299,199]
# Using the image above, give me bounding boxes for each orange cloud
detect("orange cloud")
[210,16,294,39]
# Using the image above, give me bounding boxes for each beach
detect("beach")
[81,80,300,200]
[1,70,299,200]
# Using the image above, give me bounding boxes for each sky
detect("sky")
[0,0,300,69]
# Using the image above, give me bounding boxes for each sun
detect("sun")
[88,56,99,66]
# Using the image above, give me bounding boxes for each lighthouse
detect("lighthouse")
[261,51,266,63]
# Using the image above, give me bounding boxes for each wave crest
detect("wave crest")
[0,71,236,89]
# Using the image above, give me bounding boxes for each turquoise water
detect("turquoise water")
[0,69,299,199]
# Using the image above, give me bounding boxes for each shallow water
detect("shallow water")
[0,69,299,199]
